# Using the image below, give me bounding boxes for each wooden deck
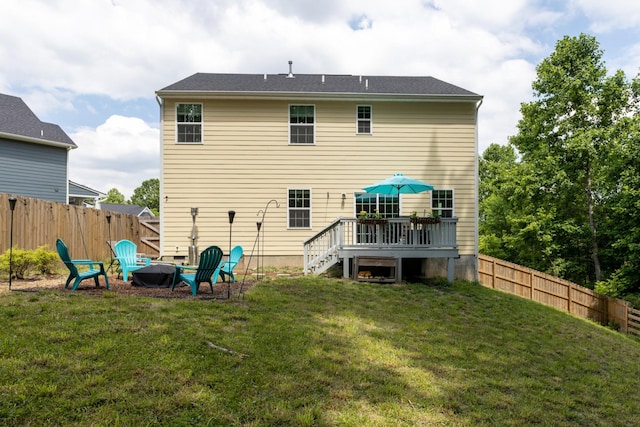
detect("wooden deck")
[303,217,458,282]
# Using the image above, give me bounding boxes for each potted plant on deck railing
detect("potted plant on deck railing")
[357,209,389,225]
[409,211,441,225]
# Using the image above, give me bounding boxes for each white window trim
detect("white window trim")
[287,187,312,229]
[353,192,400,218]
[356,105,372,135]
[176,103,203,144]
[431,188,455,218]
[288,104,316,145]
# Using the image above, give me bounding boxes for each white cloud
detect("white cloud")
[1,0,638,202]
[69,116,159,199]
[575,0,640,32]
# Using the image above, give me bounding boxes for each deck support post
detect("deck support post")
[447,257,455,283]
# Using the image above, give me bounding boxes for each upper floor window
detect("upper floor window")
[357,105,372,134]
[177,103,202,143]
[432,189,454,218]
[289,105,315,144]
[288,189,311,228]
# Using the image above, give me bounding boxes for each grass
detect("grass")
[1,276,640,426]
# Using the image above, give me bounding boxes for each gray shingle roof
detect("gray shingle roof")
[100,203,154,217]
[0,93,76,147]
[158,73,481,98]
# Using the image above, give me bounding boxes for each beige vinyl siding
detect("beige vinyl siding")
[161,98,477,260]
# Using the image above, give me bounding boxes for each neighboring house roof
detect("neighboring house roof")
[68,181,106,206]
[69,181,105,199]
[99,203,155,217]
[0,93,77,149]
[156,72,482,101]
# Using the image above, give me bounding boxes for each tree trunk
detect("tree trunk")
[586,164,602,281]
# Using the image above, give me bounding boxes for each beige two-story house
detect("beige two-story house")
[156,67,482,281]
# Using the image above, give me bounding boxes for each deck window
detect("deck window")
[355,193,399,218]
[432,189,454,218]
[176,103,202,143]
[289,105,315,144]
[357,105,372,134]
[288,189,311,228]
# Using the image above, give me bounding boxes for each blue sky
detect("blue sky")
[2,0,639,198]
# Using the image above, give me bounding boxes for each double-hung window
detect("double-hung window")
[289,105,315,144]
[357,105,372,134]
[176,103,202,143]
[432,189,454,218]
[288,189,311,228]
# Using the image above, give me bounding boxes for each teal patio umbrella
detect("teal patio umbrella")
[363,173,434,195]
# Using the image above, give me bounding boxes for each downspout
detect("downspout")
[474,98,483,281]
[155,95,165,260]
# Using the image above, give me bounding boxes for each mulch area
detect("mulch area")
[0,274,260,300]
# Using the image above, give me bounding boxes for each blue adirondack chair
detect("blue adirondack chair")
[172,245,224,296]
[219,245,243,283]
[113,239,151,281]
[56,238,110,291]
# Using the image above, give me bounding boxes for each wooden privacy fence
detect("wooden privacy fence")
[0,193,159,261]
[478,254,639,336]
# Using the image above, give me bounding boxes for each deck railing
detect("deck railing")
[304,217,457,274]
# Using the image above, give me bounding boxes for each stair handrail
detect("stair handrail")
[303,218,343,274]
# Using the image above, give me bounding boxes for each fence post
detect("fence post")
[530,271,534,301]
[491,258,496,288]
[567,283,573,314]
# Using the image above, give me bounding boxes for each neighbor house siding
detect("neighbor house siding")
[161,98,477,260]
[0,138,68,203]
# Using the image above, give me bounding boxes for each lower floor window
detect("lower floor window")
[355,193,399,218]
[288,189,311,228]
[432,189,454,218]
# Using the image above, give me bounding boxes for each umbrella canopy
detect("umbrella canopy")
[363,173,434,195]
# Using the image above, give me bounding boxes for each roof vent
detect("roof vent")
[322,75,325,84]
[287,60,295,78]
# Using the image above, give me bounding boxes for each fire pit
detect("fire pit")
[131,264,179,288]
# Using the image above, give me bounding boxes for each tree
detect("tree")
[130,178,159,215]
[508,34,633,284]
[103,188,126,204]
[479,144,518,259]
[594,98,640,297]
[479,144,562,274]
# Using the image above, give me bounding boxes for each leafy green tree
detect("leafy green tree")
[103,188,126,204]
[130,178,159,215]
[595,99,640,296]
[508,33,633,284]
[479,144,518,259]
[479,144,562,274]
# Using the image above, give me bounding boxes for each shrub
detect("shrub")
[0,246,60,279]
[595,269,632,298]
[0,247,34,279]
[33,246,61,274]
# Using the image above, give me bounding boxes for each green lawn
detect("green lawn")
[1,277,639,426]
